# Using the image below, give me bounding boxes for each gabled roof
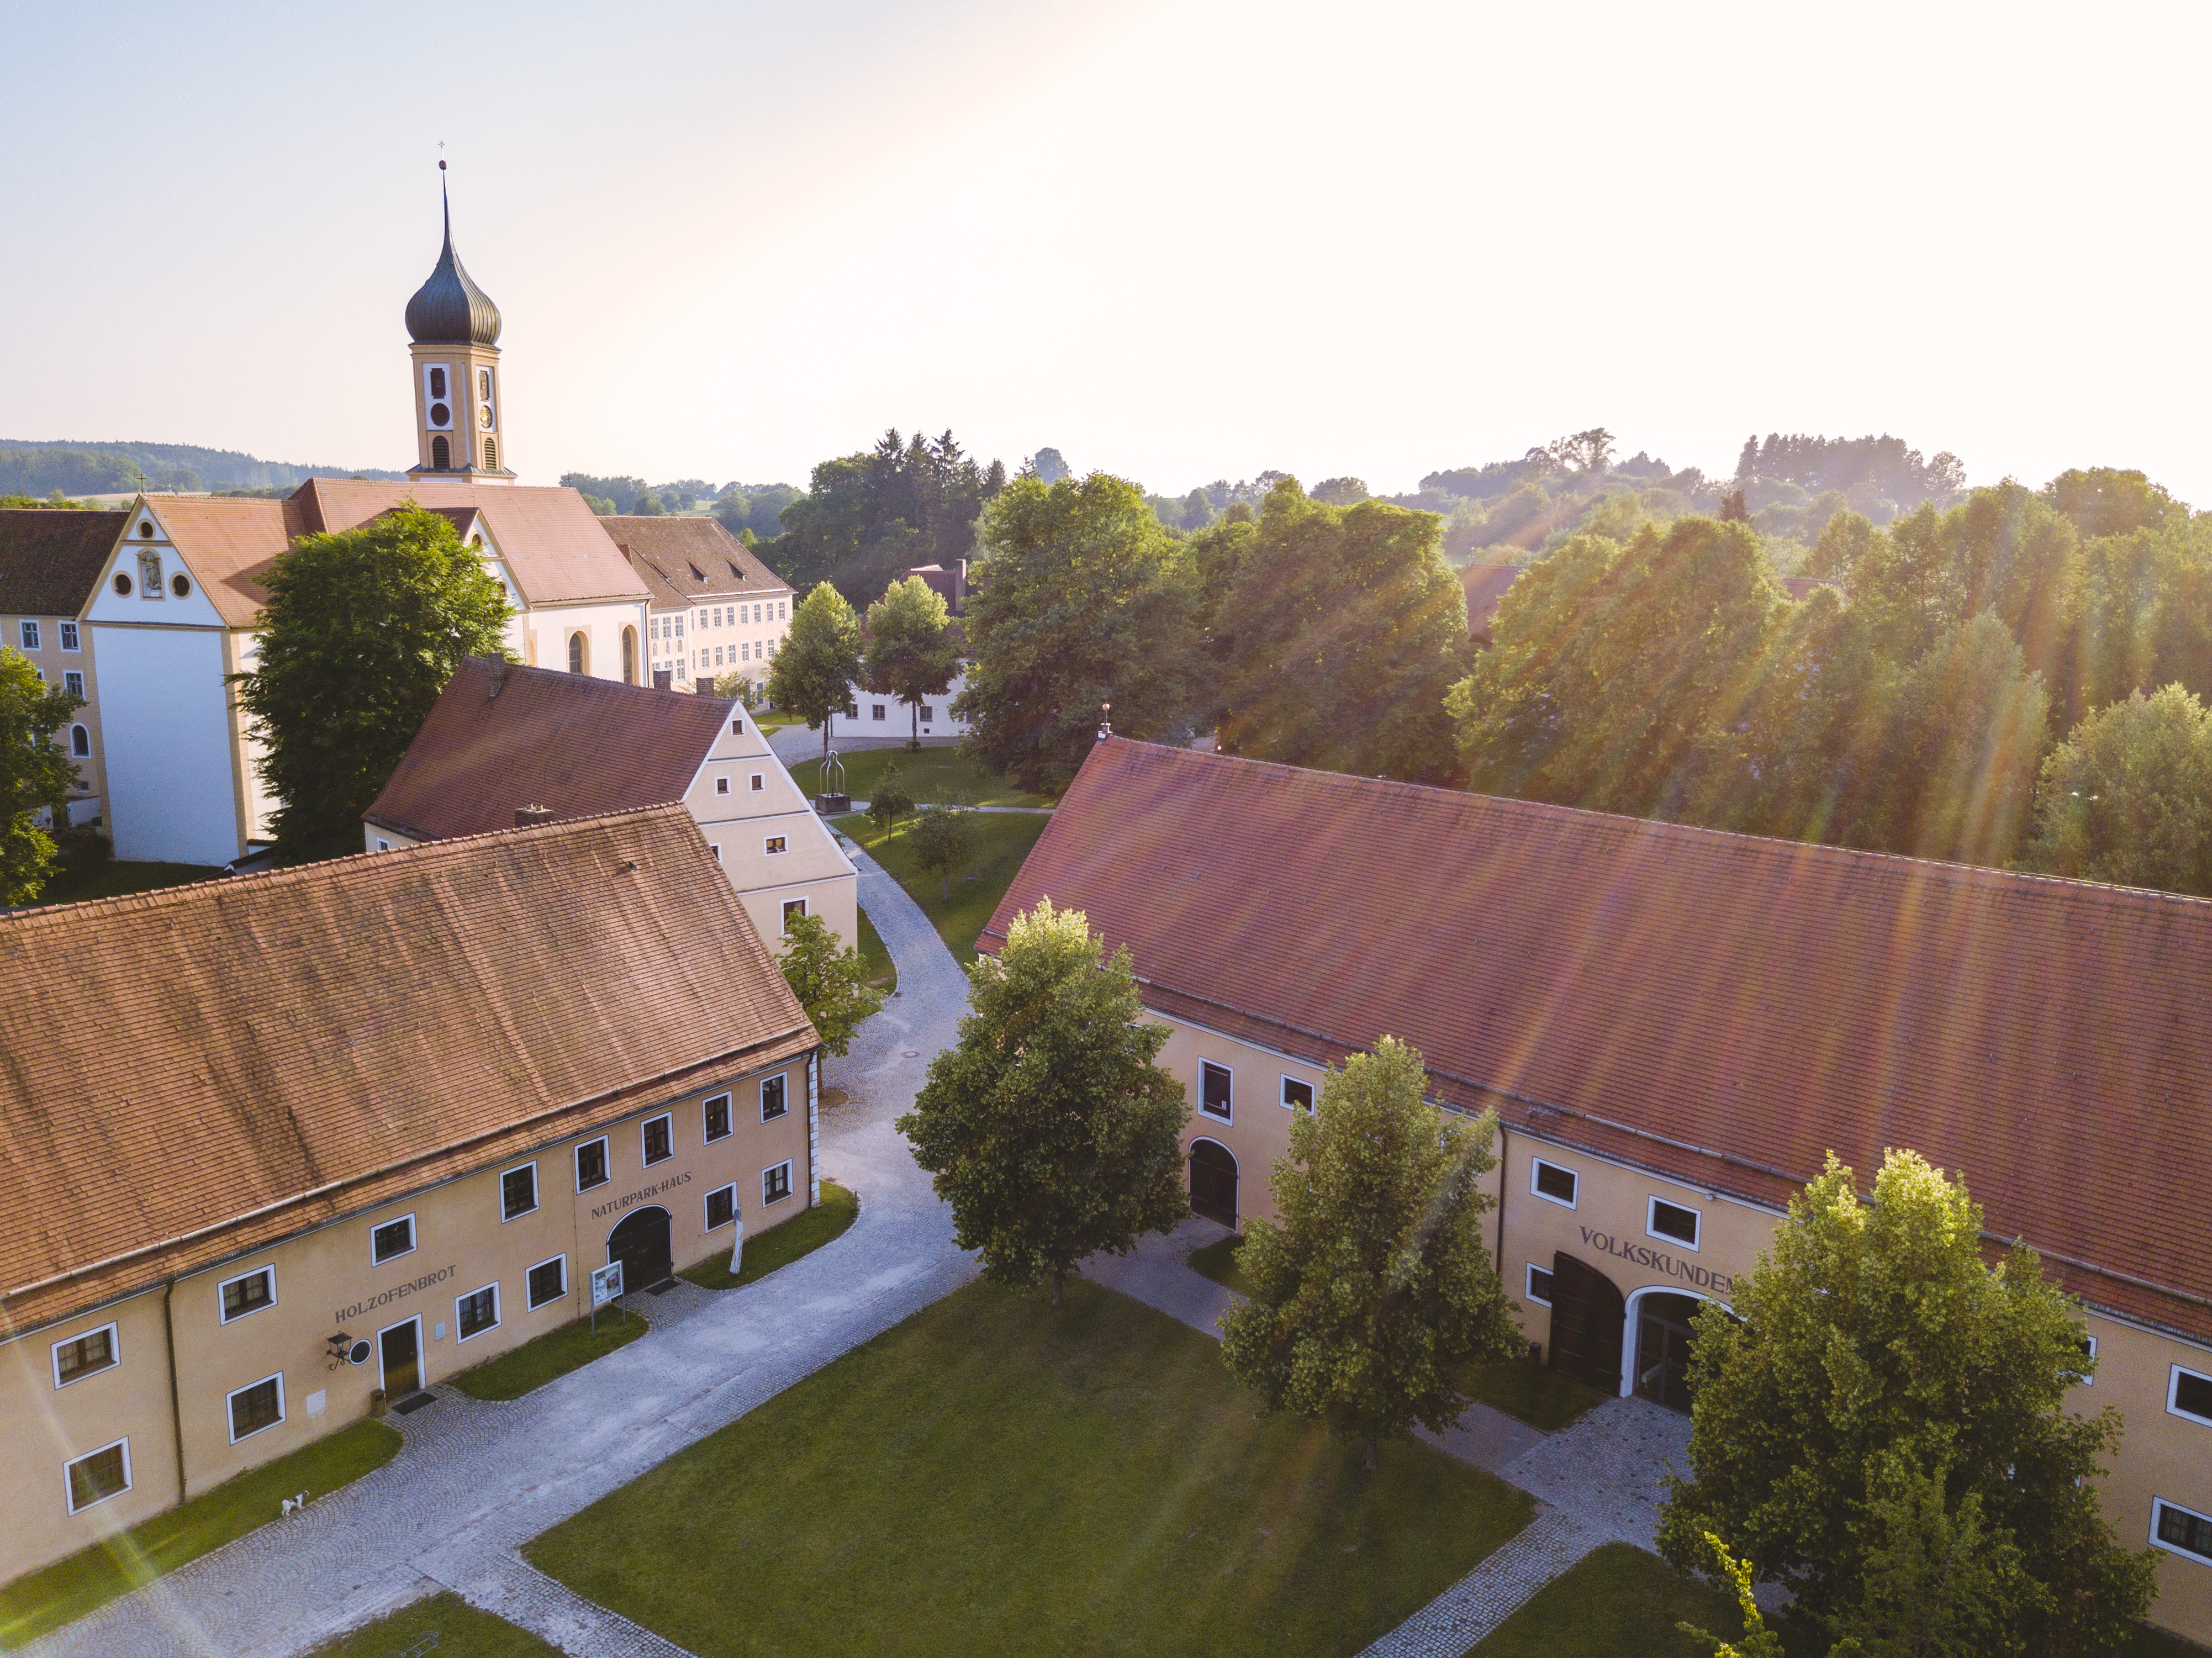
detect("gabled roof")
[604,516,791,609]
[984,740,2212,1344]
[142,496,294,626]
[0,509,128,617]
[366,657,732,841]
[0,804,815,1335]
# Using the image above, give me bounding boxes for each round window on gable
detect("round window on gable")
[113,572,133,595]
[171,573,191,598]
[138,522,154,540]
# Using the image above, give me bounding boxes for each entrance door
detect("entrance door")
[378,1317,421,1398]
[1546,1252,1625,1393]
[1189,1140,1237,1227]
[1634,1292,1702,1412]
[608,1205,674,1293]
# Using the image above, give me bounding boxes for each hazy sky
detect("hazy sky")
[5,2,2206,501]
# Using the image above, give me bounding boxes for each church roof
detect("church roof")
[404,185,502,347]
[0,509,128,618]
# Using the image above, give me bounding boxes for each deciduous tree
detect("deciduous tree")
[866,759,913,836]
[778,910,884,1068]
[1218,1037,1523,1469]
[0,647,83,903]
[907,803,974,900]
[767,581,864,768]
[898,899,1187,1304]
[232,503,509,858]
[863,574,959,749]
[2023,683,2212,895]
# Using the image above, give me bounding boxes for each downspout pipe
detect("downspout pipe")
[162,1278,187,1506]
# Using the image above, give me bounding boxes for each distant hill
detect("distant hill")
[0,441,409,497]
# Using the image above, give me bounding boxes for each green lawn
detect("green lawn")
[1186,1235,1603,1432]
[447,1310,648,1402]
[0,1421,400,1646]
[305,1591,559,1657]
[791,746,1054,809]
[530,1279,1534,1658]
[854,905,895,990]
[679,1180,859,1290]
[836,811,1050,963]
[30,847,225,909]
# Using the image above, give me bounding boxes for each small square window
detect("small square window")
[1281,1076,1314,1112]
[716,776,731,795]
[706,1184,737,1230]
[371,1214,416,1265]
[527,1256,567,1309]
[765,836,787,855]
[52,1324,118,1387]
[643,1113,674,1166]
[782,897,807,930]
[871,704,886,721]
[921,706,935,723]
[751,774,764,791]
[19,620,39,650]
[65,1441,130,1513]
[219,1267,275,1323]
[227,1374,284,1441]
[2170,1366,2212,1426]
[1532,1160,1577,1208]
[456,1284,498,1341]
[1525,1264,1555,1307]
[2156,1499,2212,1563]
[1649,1197,1701,1249]
[576,1138,610,1191]
[1199,1062,1232,1122]
[763,1160,793,1205]
[705,1092,732,1142]
[60,621,80,651]
[374,838,390,852]
[762,1074,788,1121]
[501,1163,538,1222]
[731,716,744,735]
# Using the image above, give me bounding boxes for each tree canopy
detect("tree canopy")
[232,503,510,858]
[0,647,83,903]
[778,910,884,1064]
[863,574,959,748]
[772,429,1001,608]
[766,581,864,765]
[2023,682,2212,895]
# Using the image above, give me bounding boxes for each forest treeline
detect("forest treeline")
[0,441,405,496]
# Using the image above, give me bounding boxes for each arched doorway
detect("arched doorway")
[1189,1138,1237,1227]
[622,625,638,684]
[1545,1252,1625,1393]
[607,1206,673,1293]
[1627,1289,1722,1413]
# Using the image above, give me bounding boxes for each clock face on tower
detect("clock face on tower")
[480,404,494,429]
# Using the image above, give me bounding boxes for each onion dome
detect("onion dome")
[404,170,501,346]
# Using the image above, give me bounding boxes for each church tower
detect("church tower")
[405,164,513,482]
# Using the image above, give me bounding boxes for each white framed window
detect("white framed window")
[64,1439,130,1514]
[1524,1264,1554,1307]
[370,1212,417,1266]
[1281,1075,1314,1112]
[762,1074,788,1122]
[716,777,731,795]
[219,1266,276,1324]
[731,716,744,735]
[19,620,39,650]
[373,837,390,852]
[1199,1061,1233,1123]
[500,1161,539,1222]
[1647,1197,1701,1252]
[871,704,886,721]
[705,1091,733,1142]
[527,1255,567,1310]
[2155,1498,2212,1564]
[763,1160,794,1205]
[576,1136,610,1190]
[60,621,80,651]
[2167,1364,2212,1427]
[709,843,721,862]
[226,1372,286,1442]
[765,836,787,855]
[750,773,763,791]
[423,362,454,427]
[455,1283,499,1342]
[64,670,83,698]
[782,897,807,931]
[52,1323,119,1387]
[642,1113,674,1166]
[1530,1159,1578,1209]
[2068,1334,2097,1386]
[706,1183,738,1231]
[70,722,89,758]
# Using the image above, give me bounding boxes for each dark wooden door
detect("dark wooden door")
[1634,1293,1701,1412]
[379,1318,420,1397]
[1546,1252,1624,1393]
[1189,1140,1238,1227]
[608,1206,674,1292]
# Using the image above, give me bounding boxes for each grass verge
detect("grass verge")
[447,1310,649,1402]
[1187,1232,1253,1293]
[33,846,225,909]
[530,1279,1533,1657]
[1463,1542,1745,1657]
[836,811,1050,963]
[679,1181,859,1290]
[855,905,895,990]
[0,1421,400,1646]
[793,747,1054,809]
[305,1591,559,1657]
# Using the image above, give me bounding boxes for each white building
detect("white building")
[825,664,975,745]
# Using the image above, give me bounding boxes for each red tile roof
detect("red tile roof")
[983,740,2212,1343]
[604,516,790,609]
[0,510,128,617]
[366,657,732,841]
[0,805,814,1335]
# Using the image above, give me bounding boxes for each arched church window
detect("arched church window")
[622,626,638,685]
[432,435,450,470]
[70,725,90,758]
[568,632,586,675]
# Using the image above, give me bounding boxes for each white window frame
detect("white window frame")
[709,842,721,862]
[1197,1060,1233,1123]
[763,1159,794,1206]
[51,1321,119,1388]
[369,1211,418,1266]
[69,721,89,758]
[453,1282,500,1343]
[20,620,39,650]
[423,361,454,427]
[761,1073,789,1121]
[871,704,886,721]
[62,1437,131,1514]
[1524,1263,1554,1307]
[2071,1333,2097,1386]
[2167,1363,2212,1426]
[64,670,84,698]
[499,1160,540,1223]
[1280,1074,1314,1112]
[750,773,764,791]
[374,837,390,852]
[642,1112,675,1167]
[225,1371,287,1443]
[60,620,80,651]
[2152,1496,2212,1564]
[526,1254,568,1311]
[764,836,788,855]
[218,1265,277,1325]
[716,776,731,795]
[782,897,807,931]
[1530,1158,1579,1210]
[1646,1195,1702,1253]
[705,1182,739,1231]
[576,1136,611,1192]
[704,1091,733,1142]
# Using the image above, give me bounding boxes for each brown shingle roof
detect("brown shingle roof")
[983,741,2212,1342]
[605,516,791,609]
[365,658,731,841]
[0,805,814,1335]
[0,510,128,617]
[138,497,292,626]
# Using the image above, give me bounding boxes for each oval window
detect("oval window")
[171,573,191,598]
[138,521,155,540]
[114,572,133,595]
[430,401,450,426]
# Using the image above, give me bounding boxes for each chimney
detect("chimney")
[515,804,555,828]
[485,656,509,699]
[653,669,673,691]
[699,674,717,696]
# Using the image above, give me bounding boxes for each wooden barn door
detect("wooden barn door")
[1546,1252,1624,1394]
